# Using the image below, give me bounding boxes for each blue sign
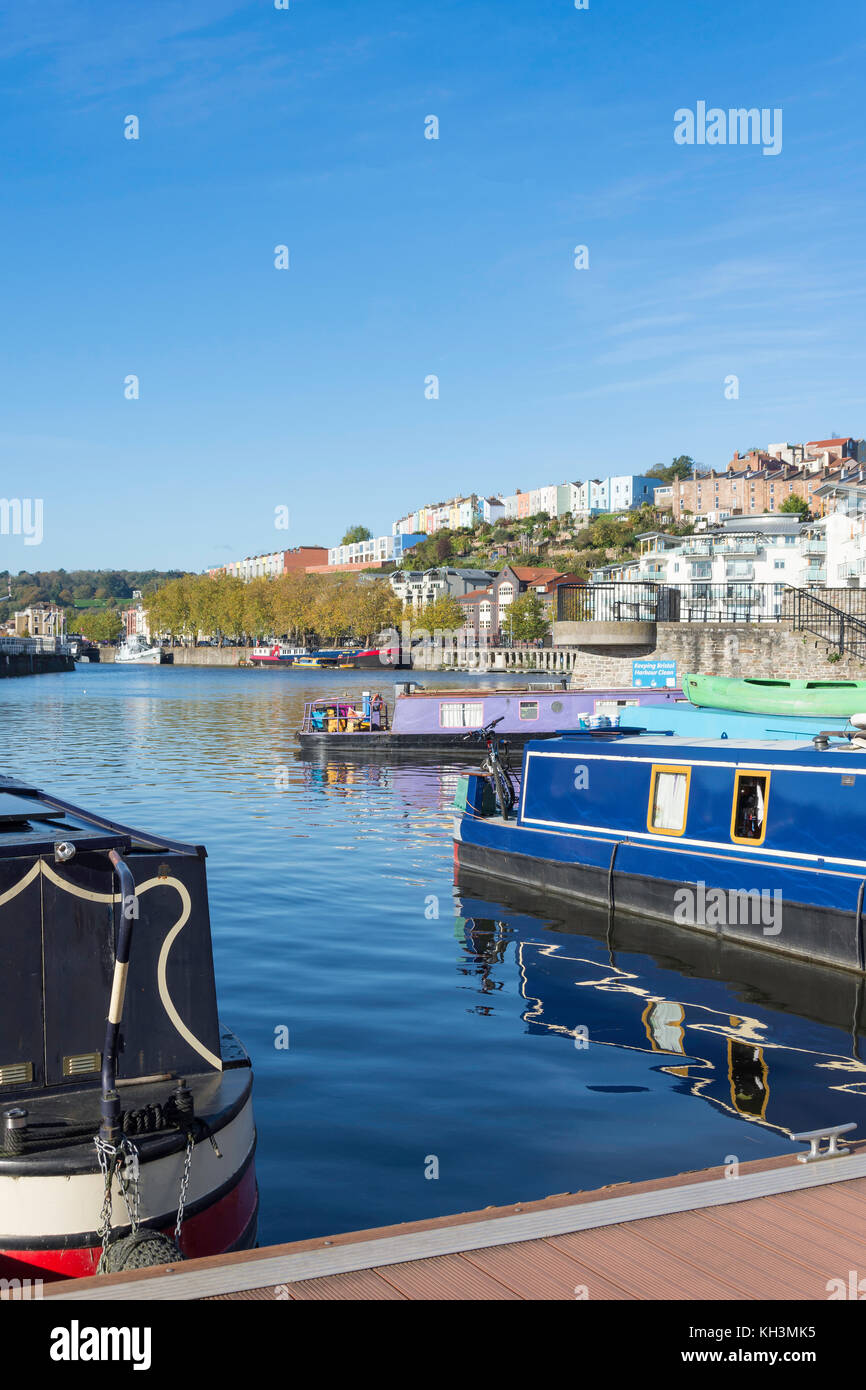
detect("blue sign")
[633,660,677,689]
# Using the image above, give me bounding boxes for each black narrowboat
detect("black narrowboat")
[0,775,256,1281]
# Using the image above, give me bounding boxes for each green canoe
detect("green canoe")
[683,673,866,718]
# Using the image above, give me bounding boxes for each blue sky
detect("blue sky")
[0,0,863,571]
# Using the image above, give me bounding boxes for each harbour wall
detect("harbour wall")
[0,651,74,678]
[97,647,242,666]
[410,622,866,680]
[91,625,865,680]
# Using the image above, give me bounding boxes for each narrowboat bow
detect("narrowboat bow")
[0,776,257,1281]
[453,725,866,973]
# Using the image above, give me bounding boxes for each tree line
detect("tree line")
[0,568,187,621]
[144,572,406,646]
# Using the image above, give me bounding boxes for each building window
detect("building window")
[439,701,484,728]
[648,765,691,835]
[519,700,539,721]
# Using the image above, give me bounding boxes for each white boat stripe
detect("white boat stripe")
[524,748,866,775]
[509,820,866,880]
[516,749,866,871]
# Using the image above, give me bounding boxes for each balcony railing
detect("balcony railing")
[0,635,70,655]
[557,582,780,624]
[557,581,866,629]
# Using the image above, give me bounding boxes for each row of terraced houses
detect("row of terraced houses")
[208,436,866,593]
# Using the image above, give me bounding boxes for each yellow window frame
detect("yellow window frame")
[646,763,692,837]
[730,769,771,846]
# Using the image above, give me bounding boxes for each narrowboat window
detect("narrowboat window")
[731,771,770,844]
[648,766,690,835]
[439,701,484,728]
[519,701,539,721]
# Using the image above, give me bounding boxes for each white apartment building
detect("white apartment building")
[813,478,866,585]
[329,535,395,567]
[328,532,426,567]
[389,567,497,611]
[590,515,814,616]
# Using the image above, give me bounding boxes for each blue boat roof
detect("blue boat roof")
[530,733,866,768]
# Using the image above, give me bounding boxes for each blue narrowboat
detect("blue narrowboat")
[453,729,866,973]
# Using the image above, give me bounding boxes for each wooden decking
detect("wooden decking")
[44,1142,866,1301]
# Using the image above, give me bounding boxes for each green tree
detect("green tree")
[416,595,466,634]
[507,590,550,643]
[780,495,810,516]
[74,607,124,642]
[590,516,632,550]
[647,457,704,482]
[341,524,373,545]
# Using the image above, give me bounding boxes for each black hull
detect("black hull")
[296,727,637,757]
[297,730,539,756]
[455,840,864,974]
[352,654,411,670]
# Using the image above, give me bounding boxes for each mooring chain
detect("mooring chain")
[174,1131,195,1249]
[94,1134,142,1257]
[94,1136,120,1261]
[96,1125,201,1259]
[117,1137,141,1236]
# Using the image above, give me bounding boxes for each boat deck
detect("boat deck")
[42,1143,866,1301]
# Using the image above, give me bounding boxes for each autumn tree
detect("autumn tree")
[506,590,550,643]
[73,607,124,642]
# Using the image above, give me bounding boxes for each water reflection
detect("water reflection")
[456,872,866,1144]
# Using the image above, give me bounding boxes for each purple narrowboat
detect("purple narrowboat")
[297,681,685,754]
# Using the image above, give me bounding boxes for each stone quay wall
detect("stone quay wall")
[0,651,74,678]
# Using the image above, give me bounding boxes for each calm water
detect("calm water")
[3,663,866,1244]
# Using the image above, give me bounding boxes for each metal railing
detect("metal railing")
[554,581,866,662]
[0,635,71,656]
[557,582,788,624]
[783,587,866,660]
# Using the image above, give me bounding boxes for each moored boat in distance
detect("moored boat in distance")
[114,634,170,665]
[297,682,685,754]
[249,642,405,669]
[0,775,257,1281]
[453,725,866,973]
[250,641,310,666]
[684,673,866,718]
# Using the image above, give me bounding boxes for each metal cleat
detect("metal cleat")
[791,1122,856,1162]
